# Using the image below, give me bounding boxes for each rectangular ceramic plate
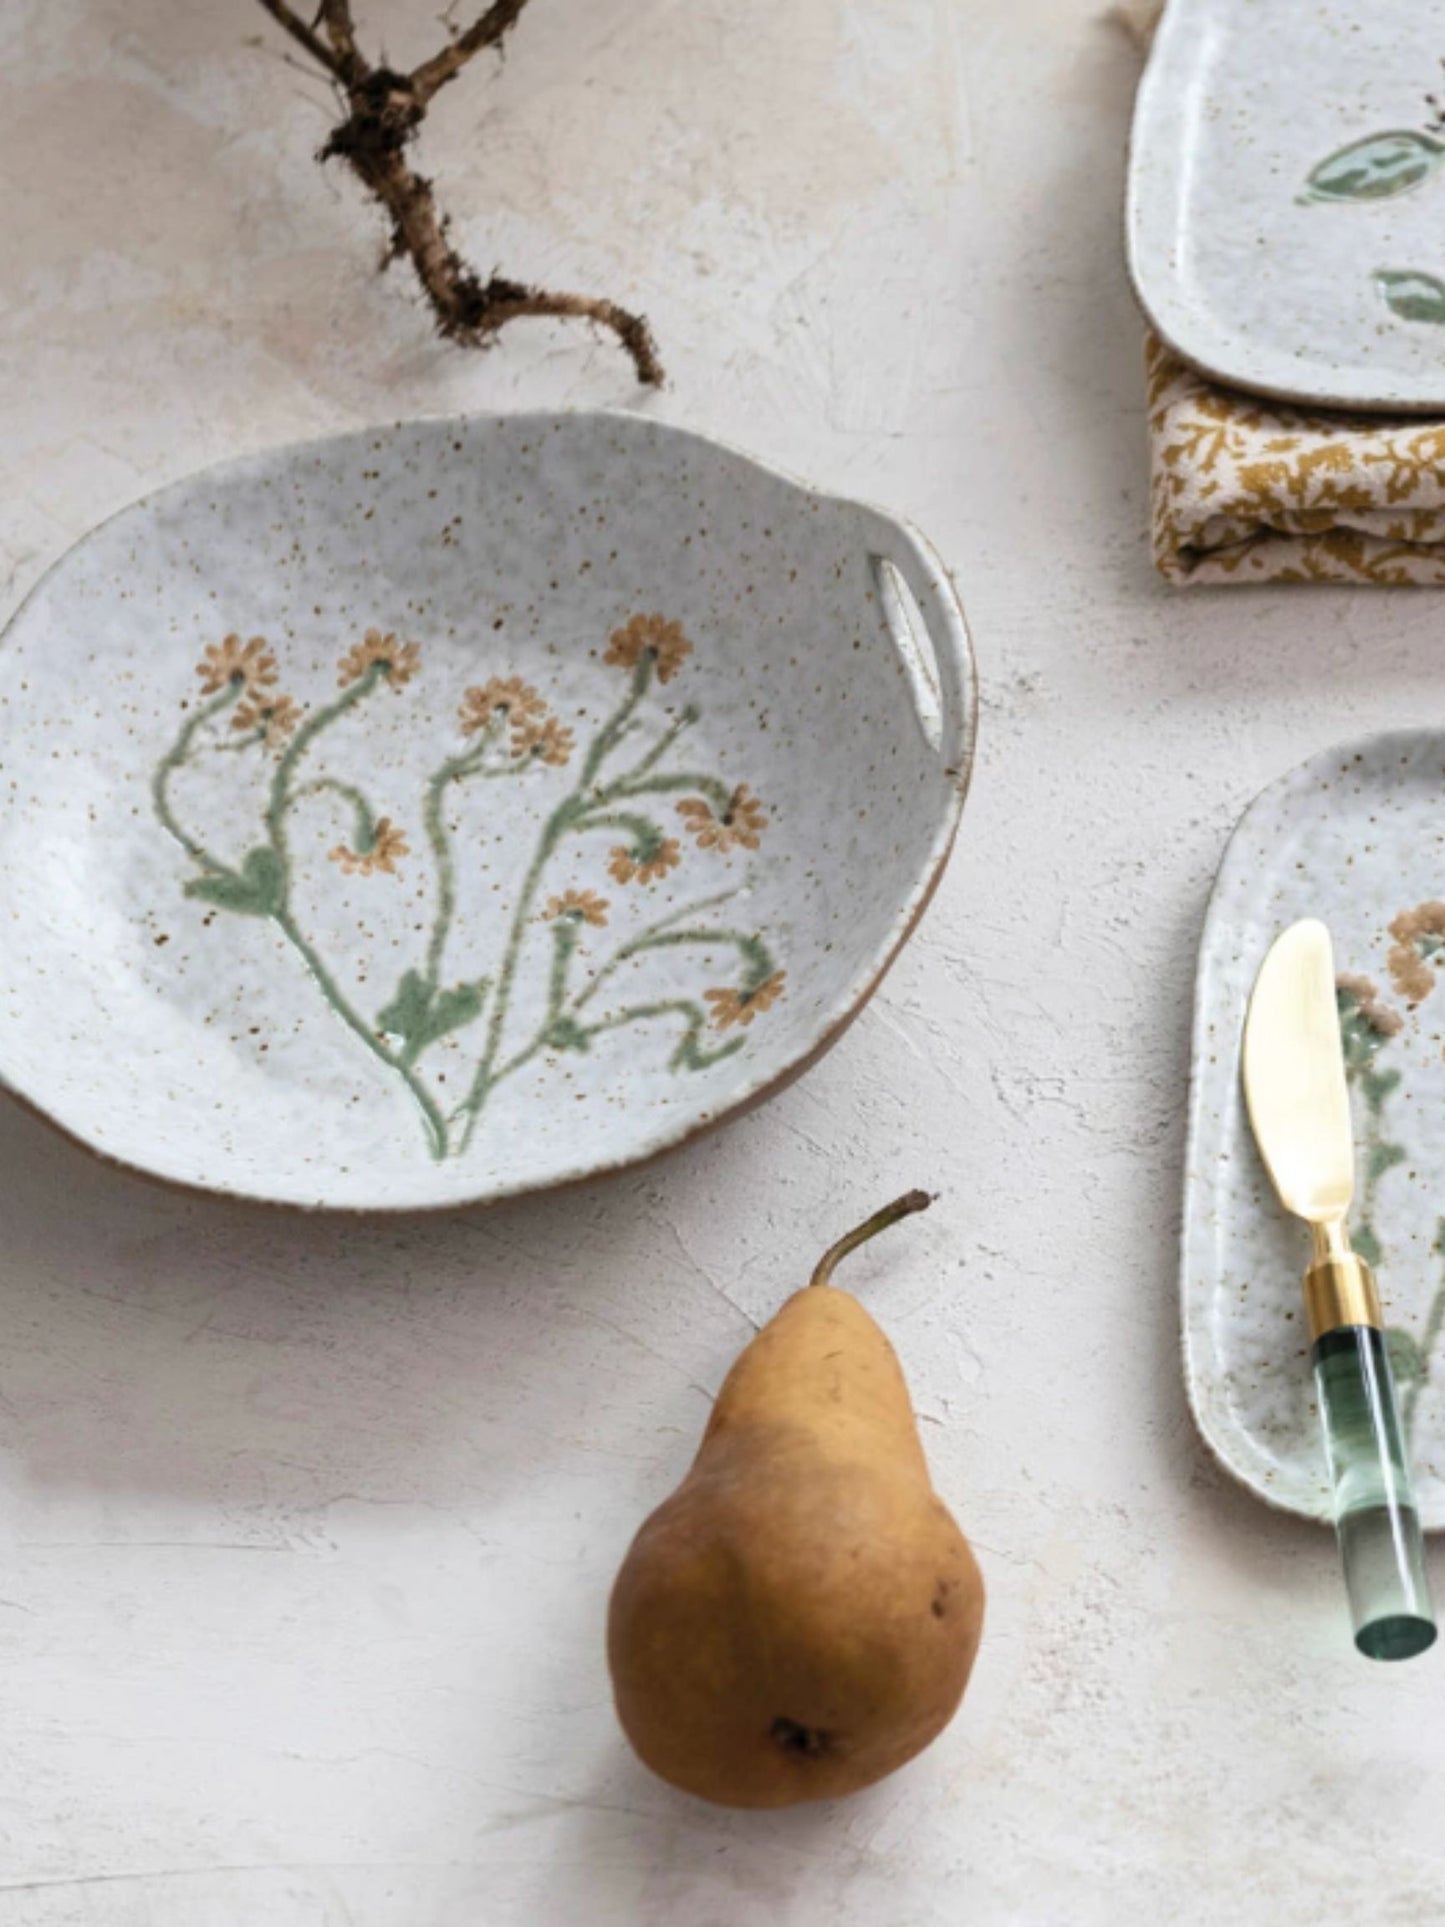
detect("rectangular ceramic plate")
[1130,0,1445,411]
[1185,732,1445,1528]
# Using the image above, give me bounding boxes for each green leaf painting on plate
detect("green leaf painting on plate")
[1302,130,1444,204]
[1373,270,1445,327]
[183,844,284,916]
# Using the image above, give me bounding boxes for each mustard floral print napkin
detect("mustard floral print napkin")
[1146,326,1445,588]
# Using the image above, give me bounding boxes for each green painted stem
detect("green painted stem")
[423,761,463,991]
[548,919,579,1021]
[289,777,374,848]
[457,660,661,1147]
[456,803,577,1146]
[156,667,450,1157]
[570,898,748,1018]
[585,998,702,1035]
[272,906,449,1157]
[485,894,753,1097]
[600,768,736,815]
[585,998,741,1072]
[422,722,545,992]
[581,654,653,787]
[264,665,450,1157]
[571,807,665,845]
[616,705,699,785]
[152,687,243,870]
[266,668,381,846]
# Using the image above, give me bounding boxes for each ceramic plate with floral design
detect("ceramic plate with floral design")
[1185,732,1445,1527]
[1131,0,1445,409]
[0,414,974,1210]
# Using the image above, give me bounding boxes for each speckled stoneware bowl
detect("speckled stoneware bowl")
[1131,0,1445,410]
[0,414,975,1211]
[1186,732,1445,1528]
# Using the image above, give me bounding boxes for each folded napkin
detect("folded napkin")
[1147,334,1445,586]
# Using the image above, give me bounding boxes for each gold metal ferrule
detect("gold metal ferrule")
[1304,1223,1382,1340]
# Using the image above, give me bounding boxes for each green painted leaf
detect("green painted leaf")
[737,934,776,993]
[377,969,432,1040]
[1367,1139,1408,1184]
[672,1026,743,1073]
[545,1016,593,1053]
[1354,1223,1382,1267]
[183,845,283,916]
[378,971,486,1051]
[1387,1327,1428,1387]
[1374,270,1445,326]
[1304,131,1443,203]
[1362,1066,1402,1106]
[424,983,484,1045]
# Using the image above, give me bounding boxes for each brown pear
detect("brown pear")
[607,1192,984,1808]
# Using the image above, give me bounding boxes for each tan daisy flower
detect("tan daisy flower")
[328,816,409,877]
[197,634,277,697]
[1388,944,1435,1005]
[232,692,302,747]
[1386,902,1445,1004]
[603,613,693,685]
[704,971,786,1031]
[677,784,768,854]
[458,676,547,736]
[1337,972,1405,1038]
[543,889,609,927]
[337,629,421,690]
[608,838,682,886]
[1390,902,1445,942]
[515,713,575,767]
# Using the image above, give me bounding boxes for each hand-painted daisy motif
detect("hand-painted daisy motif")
[1387,901,1445,1004]
[338,628,421,690]
[604,613,692,684]
[329,816,409,877]
[155,610,781,1162]
[1337,972,1405,1039]
[233,692,302,747]
[517,714,575,767]
[543,888,609,927]
[458,676,547,736]
[197,634,277,697]
[705,971,786,1030]
[609,837,682,886]
[678,783,768,854]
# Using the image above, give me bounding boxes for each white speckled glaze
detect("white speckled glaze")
[1186,731,1445,1526]
[1130,0,1445,411]
[0,414,974,1211]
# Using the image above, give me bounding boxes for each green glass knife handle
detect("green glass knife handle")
[1312,1326,1437,1661]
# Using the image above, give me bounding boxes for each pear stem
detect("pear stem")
[808,1190,934,1290]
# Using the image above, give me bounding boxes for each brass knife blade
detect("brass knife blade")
[1242,918,1354,1228]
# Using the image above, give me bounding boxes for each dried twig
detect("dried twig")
[253,0,663,384]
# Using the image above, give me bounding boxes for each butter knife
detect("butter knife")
[1243,918,1436,1660]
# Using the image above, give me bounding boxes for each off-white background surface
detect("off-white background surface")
[4,4,1445,1923]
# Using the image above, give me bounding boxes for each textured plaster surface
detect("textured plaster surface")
[3,3,1445,1923]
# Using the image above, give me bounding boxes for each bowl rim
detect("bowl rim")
[0,410,979,1213]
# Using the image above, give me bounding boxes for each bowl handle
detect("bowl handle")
[845,504,978,792]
